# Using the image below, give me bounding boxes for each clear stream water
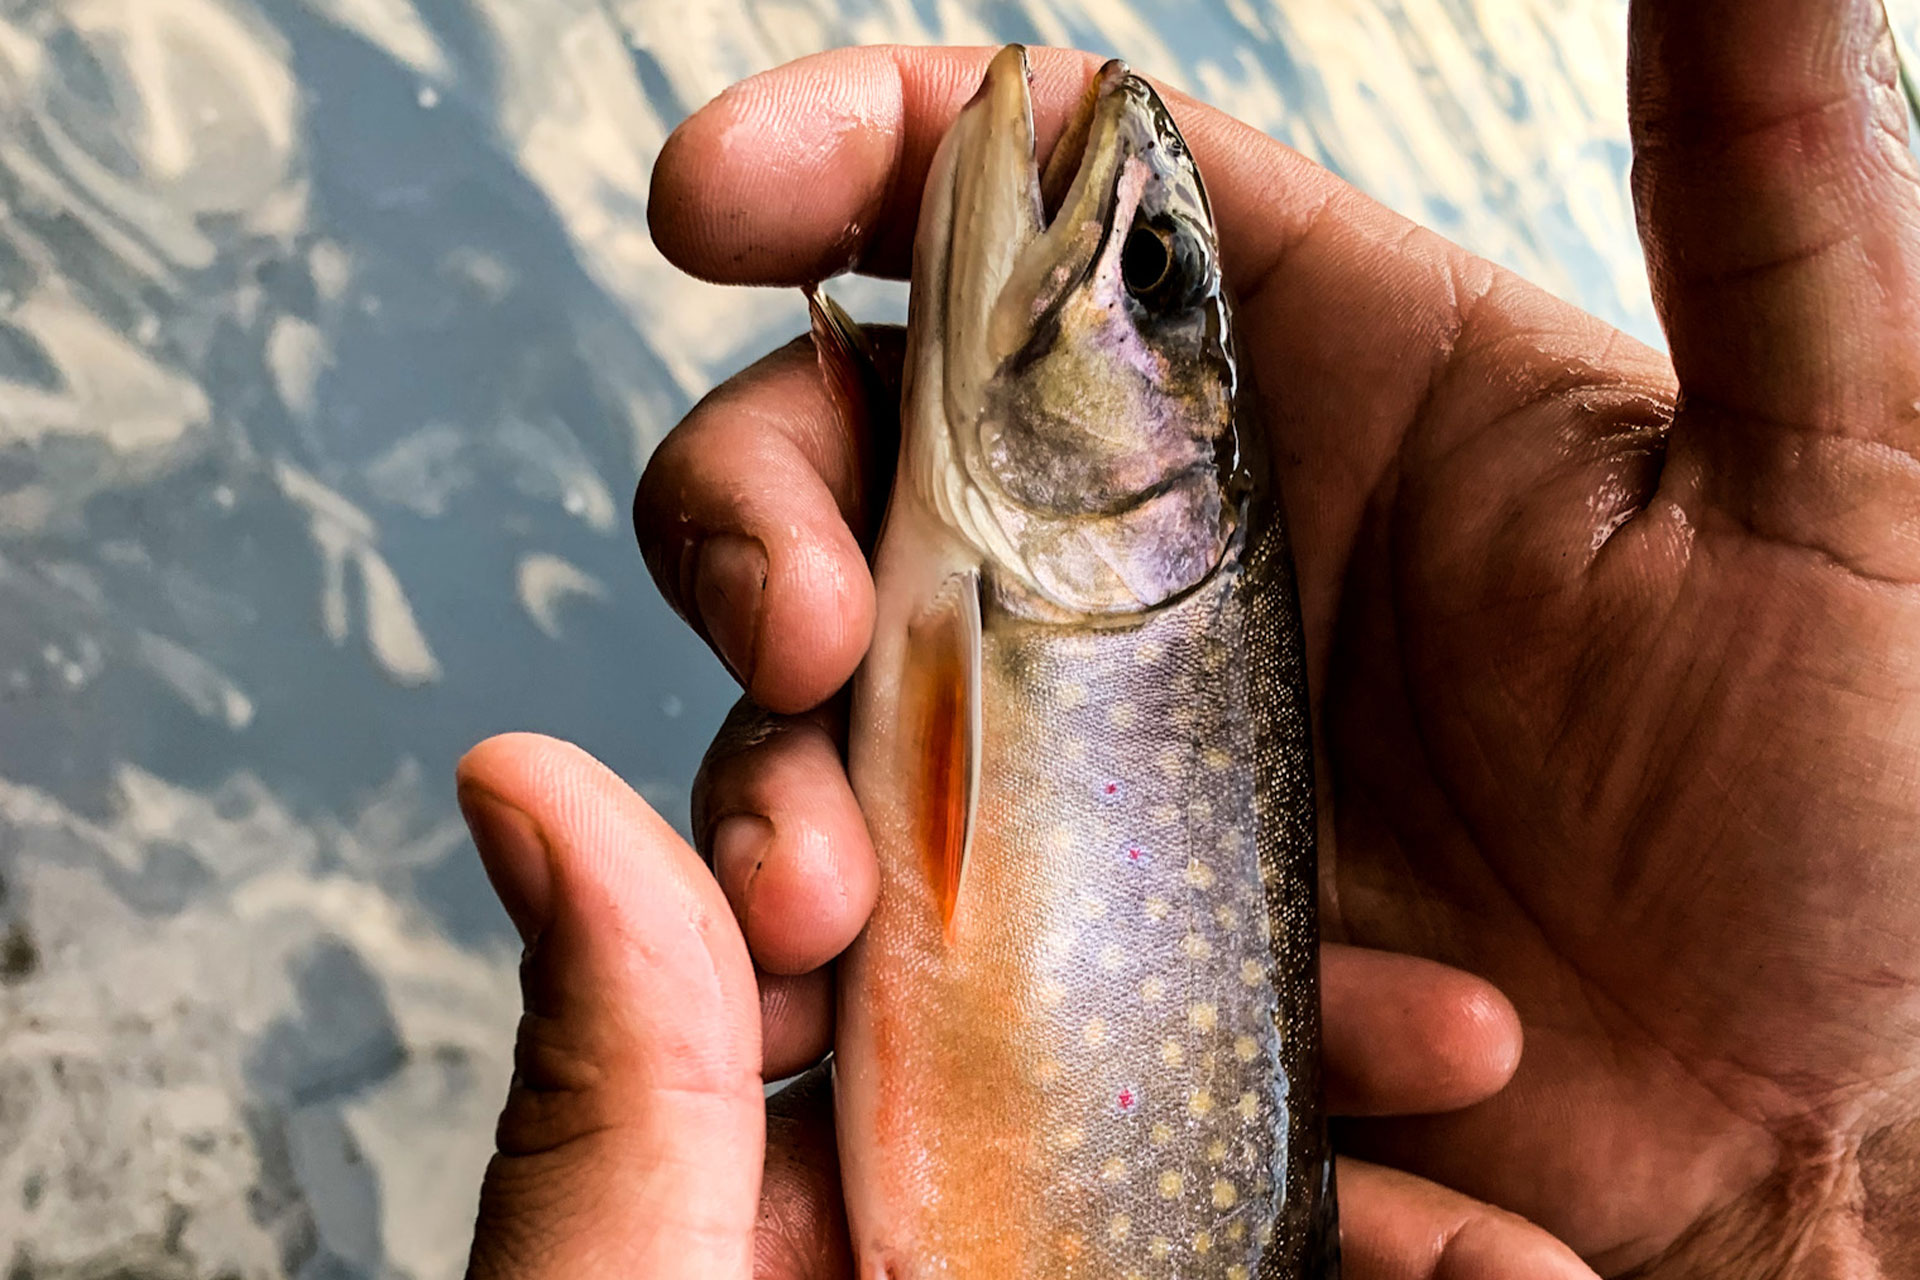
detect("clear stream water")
[0,1,1913,1275]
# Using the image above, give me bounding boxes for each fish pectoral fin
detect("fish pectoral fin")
[905,571,983,935]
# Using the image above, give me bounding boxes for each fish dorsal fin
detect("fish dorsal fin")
[907,572,982,936]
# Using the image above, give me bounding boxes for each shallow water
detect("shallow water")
[0,1,1911,1274]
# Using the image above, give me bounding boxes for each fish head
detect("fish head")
[904,45,1239,621]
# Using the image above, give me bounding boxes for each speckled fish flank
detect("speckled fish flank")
[829,45,1337,1279]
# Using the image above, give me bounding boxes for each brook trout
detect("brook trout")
[825,45,1337,1279]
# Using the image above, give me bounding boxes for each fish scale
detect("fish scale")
[983,536,1292,1279]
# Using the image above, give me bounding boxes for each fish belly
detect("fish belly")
[839,523,1330,1279]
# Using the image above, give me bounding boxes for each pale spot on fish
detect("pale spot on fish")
[1191,1003,1218,1033]
[1038,978,1067,1008]
[1047,824,1076,855]
[1109,703,1138,731]
[1145,896,1172,922]
[1182,933,1213,960]
[1134,639,1165,665]
[1151,803,1181,826]
[1236,1091,1259,1121]
[1206,1138,1227,1162]
[1157,745,1185,777]
[1202,644,1226,673]
[1161,1039,1185,1068]
[1150,1236,1172,1261]
[1061,737,1088,764]
[1195,1229,1213,1255]
[1213,1179,1238,1210]
[1036,1057,1064,1085]
[1228,1266,1250,1280]
[1216,905,1241,931]
[1059,1231,1085,1261]
[1140,975,1166,1002]
[1257,1222,1275,1247]
[1234,1035,1259,1063]
[1101,1156,1128,1182]
[1083,1018,1108,1047]
[1159,1171,1184,1199]
[1228,1221,1247,1243]
[1240,957,1264,986]
[1081,897,1109,920]
[1109,1214,1131,1242]
[1099,943,1126,972]
[1055,1125,1085,1151]
[1060,682,1089,709]
[1203,746,1233,772]
[1191,798,1215,824]
[1189,1088,1214,1118]
[1151,1122,1174,1147]
[1185,860,1216,890]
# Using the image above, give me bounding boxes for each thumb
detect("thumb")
[457,732,765,1279]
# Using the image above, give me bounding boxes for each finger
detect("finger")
[760,966,833,1082]
[636,333,901,715]
[1630,0,1920,579]
[692,698,878,976]
[758,1065,852,1280]
[1339,1158,1600,1280]
[653,46,1101,285]
[1321,945,1522,1117]
[651,45,1341,297]
[459,733,763,1280]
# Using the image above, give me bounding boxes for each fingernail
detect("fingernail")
[710,813,774,923]
[694,533,767,688]
[460,788,554,945]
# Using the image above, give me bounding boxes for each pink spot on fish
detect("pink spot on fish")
[1101,780,1125,802]
[1115,1085,1141,1115]
[1124,844,1150,867]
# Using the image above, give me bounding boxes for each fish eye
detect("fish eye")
[1121,225,1173,295]
[1119,215,1211,314]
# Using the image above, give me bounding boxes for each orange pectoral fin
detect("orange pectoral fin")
[905,574,982,935]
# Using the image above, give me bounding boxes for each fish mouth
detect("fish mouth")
[918,47,1143,410]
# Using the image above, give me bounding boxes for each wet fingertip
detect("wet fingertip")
[1452,981,1524,1088]
[747,816,875,976]
[752,532,875,715]
[711,812,775,922]
[648,50,904,285]
[695,532,770,688]
[458,784,553,945]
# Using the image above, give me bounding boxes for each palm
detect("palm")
[1313,319,1918,1263]
[1245,193,1920,1266]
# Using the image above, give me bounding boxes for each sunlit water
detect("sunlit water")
[1,1,1914,1275]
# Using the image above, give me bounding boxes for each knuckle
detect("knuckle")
[494,1011,616,1159]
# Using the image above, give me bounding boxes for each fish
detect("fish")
[817,44,1337,1280]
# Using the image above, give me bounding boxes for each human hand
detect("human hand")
[629,0,1920,1273]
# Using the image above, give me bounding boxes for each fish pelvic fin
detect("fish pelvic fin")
[906,571,983,937]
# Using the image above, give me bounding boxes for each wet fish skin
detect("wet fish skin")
[829,45,1336,1279]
